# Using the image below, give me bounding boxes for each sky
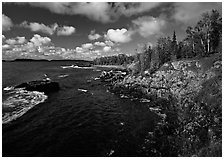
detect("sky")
[2,2,222,60]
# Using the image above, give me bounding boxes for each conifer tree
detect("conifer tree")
[171,30,178,61]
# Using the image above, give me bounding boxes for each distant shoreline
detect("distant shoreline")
[94,65,126,69]
[2,59,92,62]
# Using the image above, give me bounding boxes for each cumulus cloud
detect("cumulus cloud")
[2,14,13,31]
[5,39,17,45]
[74,39,121,59]
[3,35,53,60]
[5,37,27,45]
[103,46,111,52]
[2,35,122,60]
[21,21,56,35]
[2,34,81,60]
[81,43,93,49]
[30,34,51,46]
[75,47,84,53]
[88,30,101,41]
[57,26,76,36]
[21,21,75,36]
[2,44,11,50]
[105,40,114,46]
[2,35,6,44]
[106,28,133,43]
[94,41,106,47]
[132,16,165,38]
[16,37,26,44]
[173,2,221,24]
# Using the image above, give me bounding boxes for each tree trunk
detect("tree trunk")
[192,42,195,53]
[207,32,210,53]
[191,34,195,53]
[200,38,206,56]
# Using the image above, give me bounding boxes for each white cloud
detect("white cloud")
[2,35,6,39]
[21,21,75,36]
[74,40,121,59]
[2,44,11,50]
[24,42,35,50]
[173,2,221,24]
[92,49,101,55]
[105,40,114,46]
[5,39,17,45]
[57,26,76,36]
[23,2,164,23]
[16,37,27,44]
[94,41,106,47]
[2,14,13,31]
[75,47,84,53]
[132,16,165,38]
[27,2,113,23]
[106,28,133,43]
[88,30,101,40]
[103,46,111,52]
[21,21,56,35]
[75,42,96,54]
[74,3,112,23]
[30,34,51,46]
[2,34,78,60]
[115,2,161,16]
[81,43,93,49]
[5,37,27,45]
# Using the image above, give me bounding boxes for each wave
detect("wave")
[77,88,88,92]
[2,87,48,124]
[3,86,14,91]
[61,65,95,69]
[58,74,69,78]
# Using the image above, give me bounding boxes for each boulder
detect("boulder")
[15,80,60,94]
[100,70,128,82]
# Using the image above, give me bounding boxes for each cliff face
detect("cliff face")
[100,53,222,156]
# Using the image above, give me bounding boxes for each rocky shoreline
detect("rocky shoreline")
[99,54,222,157]
[15,79,60,94]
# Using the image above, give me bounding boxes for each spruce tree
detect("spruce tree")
[171,30,178,61]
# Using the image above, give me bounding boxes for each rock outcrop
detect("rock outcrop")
[99,53,222,157]
[15,80,60,94]
[100,70,128,82]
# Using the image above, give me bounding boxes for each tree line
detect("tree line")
[93,9,222,74]
[93,53,134,65]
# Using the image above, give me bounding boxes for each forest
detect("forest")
[93,9,222,74]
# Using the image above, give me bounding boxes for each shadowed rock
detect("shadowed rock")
[15,80,60,94]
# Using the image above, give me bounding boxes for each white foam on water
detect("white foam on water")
[61,65,76,69]
[3,86,14,91]
[61,65,94,69]
[77,88,88,93]
[140,98,151,103]
[2,88,48,124]
[58,74,69,78]
[108,149,115,156]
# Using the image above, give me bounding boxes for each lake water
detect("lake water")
[2,61,159,157]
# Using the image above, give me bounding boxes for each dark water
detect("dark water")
[2,61,159,157]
